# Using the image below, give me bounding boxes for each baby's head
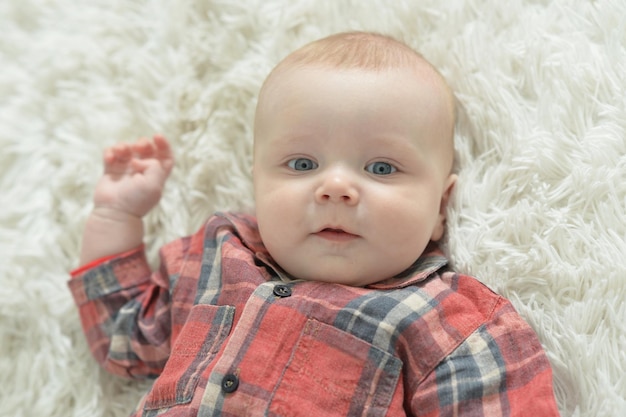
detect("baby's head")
[252,32,457,286]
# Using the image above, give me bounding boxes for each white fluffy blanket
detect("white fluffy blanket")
[1,1,624,416]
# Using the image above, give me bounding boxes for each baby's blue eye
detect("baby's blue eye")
[288,158,318,171]
[365,162,396,175]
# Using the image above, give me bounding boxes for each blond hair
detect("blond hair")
[273,31,428,71]
[261,32,452,100]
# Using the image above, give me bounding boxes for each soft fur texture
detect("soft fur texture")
[1,1,624,416]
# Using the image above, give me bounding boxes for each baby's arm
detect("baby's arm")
[79,135,174,265]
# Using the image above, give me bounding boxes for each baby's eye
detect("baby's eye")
[365,161,397,175]
[287,158,318,171]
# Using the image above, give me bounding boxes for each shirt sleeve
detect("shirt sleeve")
[410,297,561,416]
[68,237,191,380]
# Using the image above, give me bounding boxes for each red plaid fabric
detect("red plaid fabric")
[69,212,560,416]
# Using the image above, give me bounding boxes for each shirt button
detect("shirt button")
[273,284,292,298]
[221,374,239,393]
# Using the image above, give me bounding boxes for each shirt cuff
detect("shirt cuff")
[70,245,145,277]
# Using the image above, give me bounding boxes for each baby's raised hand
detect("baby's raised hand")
[93,135,174,219]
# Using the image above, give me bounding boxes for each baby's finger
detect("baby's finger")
[152,134,170,153]
[109,144,132,163]
[103,147,116,165]
[133,137,156,158]
[103,144,132,173]
[153,135,174,168]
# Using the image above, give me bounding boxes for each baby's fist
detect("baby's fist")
[94,135,174,218]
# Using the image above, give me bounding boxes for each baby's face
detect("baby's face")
[253,66,456,286]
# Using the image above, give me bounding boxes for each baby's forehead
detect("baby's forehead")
[256,65,455,155]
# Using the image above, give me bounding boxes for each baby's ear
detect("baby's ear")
[430,174,457,241]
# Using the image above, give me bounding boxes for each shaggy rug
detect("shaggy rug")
[1,0,624,416]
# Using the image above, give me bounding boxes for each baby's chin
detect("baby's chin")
[286,266,397,288]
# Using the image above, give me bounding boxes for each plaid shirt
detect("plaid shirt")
[69,212,559,417]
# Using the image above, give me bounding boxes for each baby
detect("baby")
[70,32,560,416]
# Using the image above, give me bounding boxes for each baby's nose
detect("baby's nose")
[315,169,359,205]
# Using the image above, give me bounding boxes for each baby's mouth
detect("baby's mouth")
[314,228,359,242]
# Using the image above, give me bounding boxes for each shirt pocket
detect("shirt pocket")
[269,319,402,417]
[143,304,235,410]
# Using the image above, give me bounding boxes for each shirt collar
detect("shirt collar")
[366,242,448,290]
[220,212,295,282]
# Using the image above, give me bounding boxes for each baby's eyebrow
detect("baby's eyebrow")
[279,133,315,143]
[270,132,319,149]
[364,134,421,152]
